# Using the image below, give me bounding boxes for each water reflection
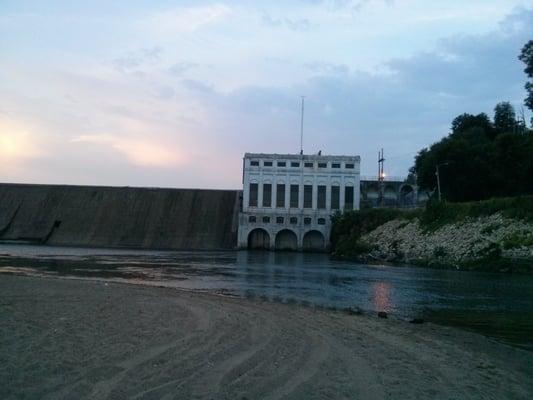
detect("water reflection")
[1,244,533,350]
[372,282,392,313]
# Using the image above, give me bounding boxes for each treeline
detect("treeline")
[411,41,533,202]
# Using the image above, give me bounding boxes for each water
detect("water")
[1,244,533,350]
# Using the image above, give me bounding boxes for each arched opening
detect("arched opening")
[247,228,270,250]
[418,191,429,202]
[400,185,414,205]
[365,184,379,199]
[302,230,325,252]
[275,229,298,251]
[384,185,397,199]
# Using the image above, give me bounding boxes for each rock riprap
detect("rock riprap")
[359,213,533,268]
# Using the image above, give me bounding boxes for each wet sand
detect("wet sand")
[1,275,532,399]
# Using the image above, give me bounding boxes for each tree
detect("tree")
[412,106,533,202]
[518,40,533,113]
[451,113,493,136]
[410,43,533,202]
[494,102,516,134]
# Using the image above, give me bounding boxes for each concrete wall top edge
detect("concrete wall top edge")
[0,182,242,194]
[244,153,360,161]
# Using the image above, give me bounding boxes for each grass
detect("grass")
[419,196,533,231]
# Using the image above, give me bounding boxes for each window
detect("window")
[331,186,340,210]
[318,162,327,168]
[304,217,312,225]
[262,216,270,223]
[303,185,313,208]
[304,162,313,168]
[345,163,354,169]
[262,184,272,207]
[317,218,326,225]
[277,161,286,167]
[276,184,285,208]
[317,185,326,209]
[290,184,299,208]
[251,160,259,166]
[249,183,258,207]
[344,186,354,210]
[276,216,284,224]
[291,162,300,167]
[248,215,256,223]
[290,217,298,224]
[264,161,273,167]
[332,163,340,168]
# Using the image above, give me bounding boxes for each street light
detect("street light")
[435,162,450,202]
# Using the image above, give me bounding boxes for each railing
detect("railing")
[360,175,408,182]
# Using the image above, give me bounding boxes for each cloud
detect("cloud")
[304,62,350,76]
[261,12,313,31]
[145,4,232,35]
[1,2,531,188]
[179,7,533,178]
[181,79,215,94]
[71,134,185,168]
[113,46,163,73]
[386,9,533,102]
[168,62,199,77]
[302,0,394,13]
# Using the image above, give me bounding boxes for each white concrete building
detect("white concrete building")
[238,152,361,251]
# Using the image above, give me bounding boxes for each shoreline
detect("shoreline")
[2,265,533,352]
[2,274,533,399]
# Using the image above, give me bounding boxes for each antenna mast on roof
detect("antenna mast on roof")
[300,96,305,155]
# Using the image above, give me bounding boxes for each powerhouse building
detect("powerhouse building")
[238,152,361,251]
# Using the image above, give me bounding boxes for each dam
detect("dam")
[0,183,241,250]
[0,154,420,252]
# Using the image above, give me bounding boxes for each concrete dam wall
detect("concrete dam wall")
[0,183,241,250]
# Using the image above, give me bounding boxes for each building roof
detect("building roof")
[244,153,360,162]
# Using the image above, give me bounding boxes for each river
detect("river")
[1,244,532,351]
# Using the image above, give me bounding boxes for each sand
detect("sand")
[1,275,532,399]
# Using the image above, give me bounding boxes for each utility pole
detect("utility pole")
[378,148,385,206]
[435,162,449,202]
[300,96,305,155]
[519,106,527,133]
[436,164,442,202]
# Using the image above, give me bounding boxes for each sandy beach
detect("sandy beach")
[1,275,532,399]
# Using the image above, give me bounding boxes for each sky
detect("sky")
[1,0,532,189]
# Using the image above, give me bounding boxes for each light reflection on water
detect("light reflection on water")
[1,244,533,350]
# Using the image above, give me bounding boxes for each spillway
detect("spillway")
[0,183,241,250]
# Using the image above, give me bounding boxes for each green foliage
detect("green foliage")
[480,223,498,235]
[502,233,533,250]
[330,208,419,252]
[451,113,495,137]
[412,105,533,202]
[330,208,420,259]
[519,40,533,113]
[494,102,517,134]
[419,196,533,230]
[432,246,447,258]
[332,236,374,260]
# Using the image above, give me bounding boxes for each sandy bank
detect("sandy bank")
[1,275,532,399]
